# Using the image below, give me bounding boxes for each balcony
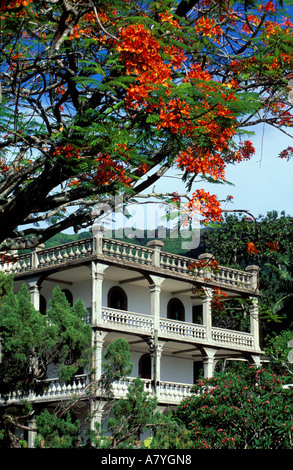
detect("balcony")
[101,307,255,351]
[1,235,258,294]
[1,374,193,406]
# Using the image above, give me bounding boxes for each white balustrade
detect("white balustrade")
[112,377,152,399]
[160,318,206,341]
[2,376,192,405]
[1,235,256,292]
[101,307,154,332]
[112,377,192,404]
[159,252,191,275]
[211,327,254,348]
[37,240,93,268]
[40,374,88,399]
[101,307,254,349]
[1,374,89,405]
[102,238,153,266]
[159,381,194,404]
[211,266,251,290]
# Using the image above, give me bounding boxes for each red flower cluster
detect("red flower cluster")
[247,242,259,255]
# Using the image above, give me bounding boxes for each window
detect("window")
[193,361,203,383]
[40,295,46,315]
[62,289,73,307]
[192,305,203,324]
[139,354,151,379]
[167,298,185,321]
[108,286,127,310]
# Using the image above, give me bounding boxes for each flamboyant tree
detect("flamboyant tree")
[1,0,293,251]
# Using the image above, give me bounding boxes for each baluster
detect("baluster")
[134,248,140,263]
[115,244,122,258]
[81,243,87,257]
[22,258,28,271]
[182,259,188,273]
[51,381,57,397]
[69,246,75,259]
[122,245,128,260]
[50,250,57,264]
[102,240,108,255]
[76,377,83,392]
[75,245,81,257]
[15,259,21,273]
[146,250,152,265]
[63,249,69,262]
[128,246,134,262]
[72,380,77,393]
[109,242,115,257]
[57,249,63,263]
[45,252,51,265]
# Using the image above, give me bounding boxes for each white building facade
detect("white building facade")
[0,228,263,444]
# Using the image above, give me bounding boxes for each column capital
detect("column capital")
[149,274,165,286]
[92,260,109,276]
[91,262,108,326]
[94,330,108,345]
[147,338,165,355]
[201,347,217,378]
[201,286,214,298]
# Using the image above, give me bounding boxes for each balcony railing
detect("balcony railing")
[101,307,255,350]
[102,307,153,333]
[0,375,193,406]
[1,374,89,404]
[1,236,257,293]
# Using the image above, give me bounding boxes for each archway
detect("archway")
[108,286,128,310]
[167,298,185,321]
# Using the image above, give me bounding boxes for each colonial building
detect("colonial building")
[0,227,263,445]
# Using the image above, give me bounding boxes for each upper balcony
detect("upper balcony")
[0,233,259,296]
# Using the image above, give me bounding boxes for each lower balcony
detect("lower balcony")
[1,374,193,406]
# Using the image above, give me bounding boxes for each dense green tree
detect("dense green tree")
[34,409,81,448]
[265,329,293,376]
[33,338,135,448]
[0,274,92,447]
[93,377,158,449]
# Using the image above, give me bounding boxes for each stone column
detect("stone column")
[148,336,165,398]
[92,225,105,255]
[91,261,108,326]
[147,239,164,267]
[92,330,108,383]
[288,339,293,364]
[250,353,262,367]
[245,265,260,291]
[27,416,37,448]
[249,296,260,351]
[202,287,213,342]
[28,278,40,310]
[149,275,164,331]
[90,400,106,433]
[202,347,217,378]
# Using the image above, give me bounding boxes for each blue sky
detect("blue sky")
[193,125,293,218]
[111,123,293,236]
[138,122,293,231]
